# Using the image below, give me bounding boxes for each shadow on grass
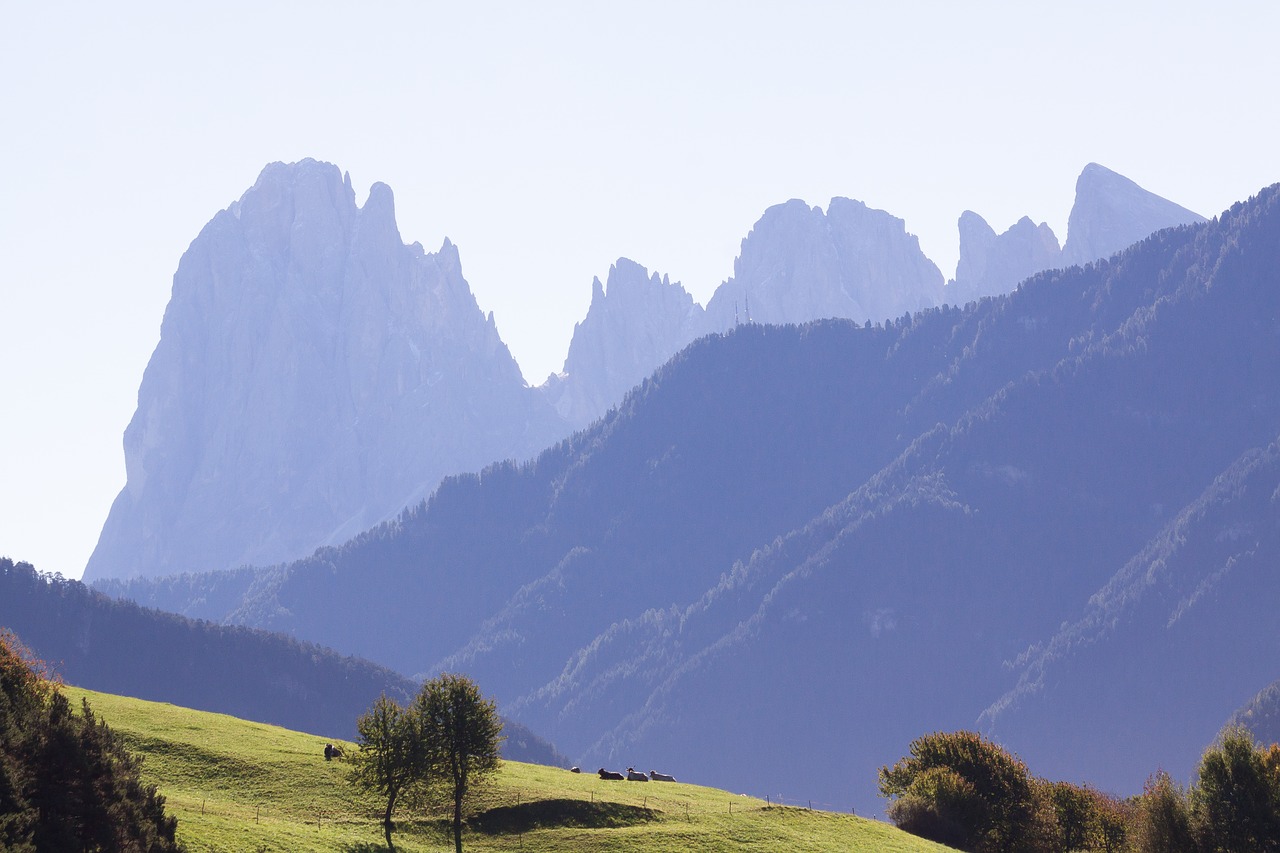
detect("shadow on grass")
[341,845,391,853]
[469,799,659,835]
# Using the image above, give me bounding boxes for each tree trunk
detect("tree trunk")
[383,791,397,851]
[453,790,464,853]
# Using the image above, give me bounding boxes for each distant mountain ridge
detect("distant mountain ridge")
[949,211,1062,303]
[703,196,945,329]
[546,163,1204,429]
[1062,162,1208,266]
[0,557,565,766]
[1232,679,1280,746]
[948,162,1206,302]
[85,160,565,581]
[94,178,1277,813]
[85,160,1205,583]
[541,258,705,427]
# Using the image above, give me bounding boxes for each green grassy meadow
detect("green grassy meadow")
[66,685,954,852]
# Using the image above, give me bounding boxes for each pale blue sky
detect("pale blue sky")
[2,1,1277,580]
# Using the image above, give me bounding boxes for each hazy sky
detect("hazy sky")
[2,1,1277,581]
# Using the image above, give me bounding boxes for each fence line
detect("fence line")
[766,792,856,814]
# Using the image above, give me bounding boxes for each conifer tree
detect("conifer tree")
[0,629,180,852]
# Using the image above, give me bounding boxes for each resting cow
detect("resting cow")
[649,770,676,782]
[626,768,649,782]
[598,768,625,780]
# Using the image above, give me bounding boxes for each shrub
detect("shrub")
[880,730,1036,852]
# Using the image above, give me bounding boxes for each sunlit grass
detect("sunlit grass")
[67,685,954,852]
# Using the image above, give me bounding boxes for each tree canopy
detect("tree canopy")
[883,725,1280,853]
[880,730,1040,853]
[351,673,502,852]
[0,628,181,852]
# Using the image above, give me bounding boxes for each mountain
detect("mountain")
[84,164,951,581]
[547,185,1277,809]
[544,197,949,428]
[97,182,1280,812]
[705,197,945,329]
[948,163,1205,306]
[84,159,563,581]
[948,211,1062,303]
[3,556,415,738]
[1061,162,1207,267]
[1231,680,1280,746]
[540,258,705,429]
[0,557,565,766]
[983,431,1280,789]
[86,160,1204,582]
[549,167,1201,430]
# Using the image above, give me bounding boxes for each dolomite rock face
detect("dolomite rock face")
[85,159,562,581]
[947,164,1204,304]
[541,258,705,429]
[542,198,947,429]
[950,211,1062,303]
[704,197,945,330]
[1062,163,1206,267]
[87,160,1211,581]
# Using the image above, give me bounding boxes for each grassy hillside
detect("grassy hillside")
[66,685,953,852]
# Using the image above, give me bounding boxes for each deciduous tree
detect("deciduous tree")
[1192,726,1280,852]
[1131,770,1193,853]
[416,673,503,853]
[880,730,1036,853]
[351,673,502,853]
[350,694,417,850]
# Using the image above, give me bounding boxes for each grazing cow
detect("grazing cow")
[598,768,625,781]
[626,768,649,782]
[649,770,676,782]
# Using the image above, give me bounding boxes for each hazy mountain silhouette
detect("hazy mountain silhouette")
[1061,162,1207,267]
[85,160,564,581]
[556,165,1204,428]
[948,163,1204,303]
[86,160,1202,586]
[96,181,1279,811]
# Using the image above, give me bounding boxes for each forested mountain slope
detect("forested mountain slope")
[0,558,562,766]
[532,186,1280,808]
[100,184,1280,811]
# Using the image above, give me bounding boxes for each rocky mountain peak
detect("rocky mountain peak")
[1062,163,1206,267]
[704,196,944,330]
[950,211,1062,303]
[85,160,561,581]
[88,160,1213,581]
[540,257,703,428]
